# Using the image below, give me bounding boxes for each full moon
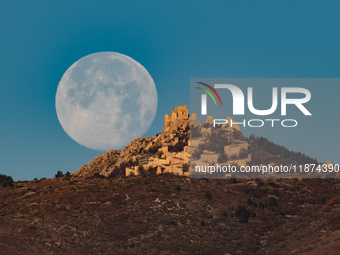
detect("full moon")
[55,52,158,151]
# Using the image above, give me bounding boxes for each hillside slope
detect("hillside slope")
[0,176,340,254]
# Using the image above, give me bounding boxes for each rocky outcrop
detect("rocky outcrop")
[125,105,190,177]
[72,136,156,178]
[73,150,120,178]
[72,105,190,178]
[190,114,251,168]
[73,104,252,179]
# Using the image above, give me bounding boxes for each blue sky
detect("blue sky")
[1,1,339,180]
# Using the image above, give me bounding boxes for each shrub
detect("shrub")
[218,152,228,163]
[235,205,250,223]
[255,179,264,187]
[92,173,106,179]
[272,188,280,196]
[55,170,64,178]
[137,165,146,175]
[239,148,248,158]
[230,178,237,184]
[192,149,202,159]
[268,182,276,187]
[109,162,131,178]
[182,163,189,173]
[146,166,157,175]
[269,197,278,207]
[205,192,213,200]
[0,174,14,187]
[249,209,256,217]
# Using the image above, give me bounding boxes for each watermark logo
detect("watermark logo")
[199,83,311,116]
[197,82,312,128]
[196,82,222,115]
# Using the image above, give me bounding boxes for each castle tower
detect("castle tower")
[190,112,197,121]
[163,105,189,132]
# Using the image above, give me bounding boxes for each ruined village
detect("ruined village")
[72,105,255,178]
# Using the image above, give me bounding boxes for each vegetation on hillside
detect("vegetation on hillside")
[249,135,318,165]
[0,174,14,187]
[0,175,339,254]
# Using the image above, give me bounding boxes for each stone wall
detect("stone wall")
[172,105,188,119]
[190,112,197,121]
[200,152,219,164]
[126,106,190,177]
[224,142,249,159]
[163,105,189,132]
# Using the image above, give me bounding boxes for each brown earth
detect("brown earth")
[0,175,340,254]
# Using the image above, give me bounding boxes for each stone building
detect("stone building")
[126,105,190,177]
[163,105,189,132]
[224,142,249,159]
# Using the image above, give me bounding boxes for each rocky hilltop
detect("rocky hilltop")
[72,104,323,179]
[72,105,190,178]
[72,105,256,179]
[190,113,251,168]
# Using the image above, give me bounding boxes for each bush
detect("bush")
[192,149,202,159]
[0,174,14,187]
[55,170,64,178]
[108,161,132,178]
[93,173,106,179]
[255,179,264,187]
[182,163,189,173]
[137,165,146,175]
[146,166,157,175]
[235,205,250,223]
[239,148,248,158]
[269,197,278,207]
[218,152,228,163]
[205,192,213,200]
[86,173,106,180]
[230,178,237,184]
[258,201,264,210]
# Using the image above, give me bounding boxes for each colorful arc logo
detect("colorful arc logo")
[197,82,222,115]
[196,82,223,106]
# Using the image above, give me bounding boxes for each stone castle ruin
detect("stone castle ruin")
[190,112,251,171]
[163,105,189,132]
[126,105,191,177]
[72,105,252,179]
